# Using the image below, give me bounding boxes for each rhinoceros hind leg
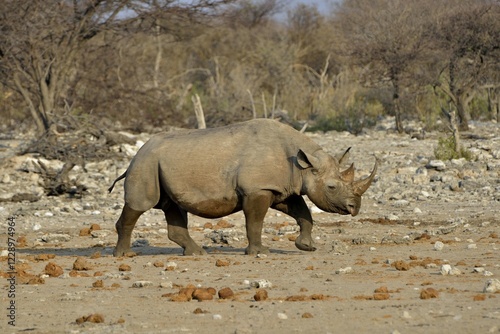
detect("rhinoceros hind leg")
[164,204,207,256]
[243,191,273,255]
[114,204,144,257]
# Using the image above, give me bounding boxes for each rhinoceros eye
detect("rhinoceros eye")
[327,182,336,190]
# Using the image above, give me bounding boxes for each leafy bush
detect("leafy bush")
[434,136,474,160]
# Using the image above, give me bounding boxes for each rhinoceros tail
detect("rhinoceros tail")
[108,171,127,193]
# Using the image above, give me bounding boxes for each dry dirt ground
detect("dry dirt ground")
[1,118,499,334]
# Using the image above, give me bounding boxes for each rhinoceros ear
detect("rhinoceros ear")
[337,147,351,165]
[297,149,320,169]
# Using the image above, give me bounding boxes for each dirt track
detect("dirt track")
[1,118,499,333]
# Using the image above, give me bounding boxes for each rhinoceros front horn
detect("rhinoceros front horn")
[353,159,378,195]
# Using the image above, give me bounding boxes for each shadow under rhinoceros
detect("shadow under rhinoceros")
[16,245,301,257]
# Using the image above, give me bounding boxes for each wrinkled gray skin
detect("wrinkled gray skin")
[109,119,377,256]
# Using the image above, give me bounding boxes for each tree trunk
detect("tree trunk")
[392,77,403,133]
[455,94,470,131]
[13,73,50,135]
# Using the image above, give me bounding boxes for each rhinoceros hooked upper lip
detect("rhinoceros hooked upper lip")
[109,119,377,256]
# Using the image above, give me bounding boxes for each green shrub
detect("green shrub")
[434,136,474,161]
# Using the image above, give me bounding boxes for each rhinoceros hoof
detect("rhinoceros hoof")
[113,247,131,257]
[295,238,317,252]
[245,245,270,256]
[183,245,207,256]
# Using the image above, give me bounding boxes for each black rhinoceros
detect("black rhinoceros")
[109,119,377,256]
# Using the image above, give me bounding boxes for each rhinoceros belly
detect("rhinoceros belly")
[175,193,241,218]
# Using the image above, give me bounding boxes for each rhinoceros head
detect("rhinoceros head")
[297,148,377,216]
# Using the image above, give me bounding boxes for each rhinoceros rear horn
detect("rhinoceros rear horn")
[353,159,378,195]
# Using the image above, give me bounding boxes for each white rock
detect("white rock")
[467,244,477,249]
[440,264,461,276]
[369,247,377,251]
[165,261,177,269]
[413,207,422,214]
[335,267,353,274]
[393,199,409,207]
[251,279,272,288]
[484,271,493,277]
[0,250,8,256]
[277,313,288,320]
[132,281,153,288]
[483,279,500,293]
[91,230,109,238]
[473,267,485,273]
[160,281,173,289]
[41,233,71,243]
[434,241,444,251]
[427,160,446,171]
[402,311,411,319]
[212,314,222,320]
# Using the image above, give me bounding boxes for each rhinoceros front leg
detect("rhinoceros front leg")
[273,195,317,252]
[114,204,144,257]
[243,191,274,255]
[163,204,207,256]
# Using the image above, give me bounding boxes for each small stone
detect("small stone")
[254,289,268,301]
[79,228,91,236]
[44,262,63,277]
[218,287,234,299]
[426,160,446,171]
[160,281,173,289]
[93,280,104,288]
[215,259,230,267]
[302,312,314,318]
[251,279,272,288]
[277,313,288,320]
[433,241,444,251]
[335,267,353,274]
[131,239,149,247]
[41,233,71,243]
[193,308,207,314]
[373,293,390,300]
[132,281,153,288]
[153,261,164,268]
[193,288,214,301]
[331,240,350,254]
[212,314,222,320]
[420,288,439,299]
[483,279,500,293]
[118,263,132,271]
[467,244,477,249]
[73,257,92,271]
[76,314,104,324]
[165,261,177,271]
[393,199,409,207]
[393,260,410,271]
[440,264,461,276]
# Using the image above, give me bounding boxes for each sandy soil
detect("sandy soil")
[1,119,499,334]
